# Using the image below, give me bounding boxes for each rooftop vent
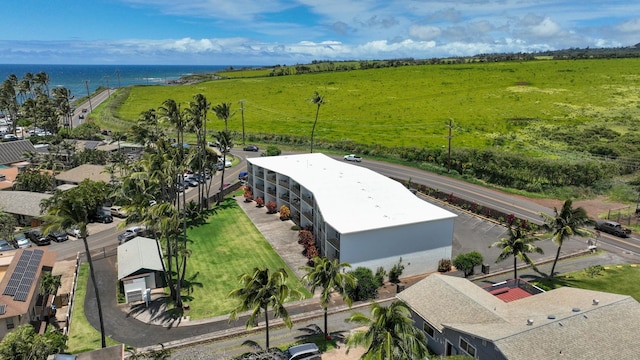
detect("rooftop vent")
[572,308,581,312]
[593,299,599,305]
[526,319,534,326]
[547,315,556,320]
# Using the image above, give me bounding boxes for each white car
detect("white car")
[343,154,362,162]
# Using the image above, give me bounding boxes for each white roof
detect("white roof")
[117,236,164,279]
[248,153,456,234]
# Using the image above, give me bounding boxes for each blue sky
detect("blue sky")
[1,0,638,65]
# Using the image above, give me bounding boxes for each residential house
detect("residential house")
[0,248,57,340]
[397,274,640,359]
[0,140,37,190]
[0,190,51,227]
[55,164,112,186]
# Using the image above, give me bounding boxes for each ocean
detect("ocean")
[0,64,239,99]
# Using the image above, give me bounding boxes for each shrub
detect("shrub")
[345,267,378,301]
[265,201,278,214]
[374,267,387,287]
[298,230,314,246]
[585,265,605,278]
[255,197,264,207]
[243,186,253,202]
[388,257,405,283]
[438,258,452,272]
[452,251,484,277]
[262,146,282,157]
[279,205,290,220]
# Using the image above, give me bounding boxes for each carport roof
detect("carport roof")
[247,153,456,234]
[117,237,164,280]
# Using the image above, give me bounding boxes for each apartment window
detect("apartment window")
[459,337,476,357]
[6,317,14,330]
[422,322,435,338]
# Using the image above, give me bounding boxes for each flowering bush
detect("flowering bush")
[279,205,290,220]
[265,201,278,214]
[255,197,264,207]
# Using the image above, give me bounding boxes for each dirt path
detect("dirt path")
[513,194,629,220]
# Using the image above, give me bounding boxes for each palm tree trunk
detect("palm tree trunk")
[550,245,562,278]
[265,309,270,349]
[82,236,106,348]
[310,106,320,153]
[324,308,329,339]
[513,256,518,279]
[218,153,226,206]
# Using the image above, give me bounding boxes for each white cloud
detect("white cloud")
[616,18,640,33]
[408,25,441,41]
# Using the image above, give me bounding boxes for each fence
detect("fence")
[606,206,640,226]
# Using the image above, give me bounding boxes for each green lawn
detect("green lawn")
[534,264,640,301]
[110,58,640,158]
[181,197,311,319]
[66,264,119,354]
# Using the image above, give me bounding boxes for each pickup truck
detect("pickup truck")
[343,154,362,162]
[595,220,632,238]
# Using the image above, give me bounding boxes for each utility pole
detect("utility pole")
[105,75,111,97]
[239,100,246,145]
[115,69,121,88]
[447,119,453,173]
[84,80,93,112]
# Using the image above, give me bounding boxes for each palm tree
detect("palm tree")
[212,102,233,131]
[41,187,107,348]
[214,130,232,206]
[39,272,61,298]
[490,223,543,279]
[346,301,429,360]
[228,267,303,349]
[309,91,325,153]
[540,199,593,277]
[301,256,356,339]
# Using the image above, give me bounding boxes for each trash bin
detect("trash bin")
[396,282,406,293]
[482,264,490,274]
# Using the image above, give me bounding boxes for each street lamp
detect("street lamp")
[84,80,93,112]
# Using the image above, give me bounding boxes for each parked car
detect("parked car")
[238,171,248,181]
[243,144,259,152]
[595,220,632,238]
[47,231,69,243]
[25,229,51,246]
[284,343,321,360]
[91,212,114,223]
[118,226,145,244]
[0,239,15,252]
[110,206,128,218]
[14,234,32,249]
[65,225,82,238]
[343,154,362,162]
[186,178,199,187]
[3,134,19,141]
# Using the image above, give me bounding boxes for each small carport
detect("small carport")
[117,236,164,304]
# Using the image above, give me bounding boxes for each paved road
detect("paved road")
[70,89,112,128]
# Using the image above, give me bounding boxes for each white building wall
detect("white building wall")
[339,218,454,277]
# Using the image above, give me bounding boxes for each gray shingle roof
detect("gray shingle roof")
[0,190,52,217]
[0,140,36,165]
[399,274,640,360]
[55,164,111,184]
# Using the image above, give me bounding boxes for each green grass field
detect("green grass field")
[534,264,640,301]
[67,264,119,354]
[181,197,311,319]
[111,58,640,158]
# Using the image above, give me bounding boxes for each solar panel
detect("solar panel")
[2,249,45,301]
[3,285,17,296]
[14,290,28,302]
